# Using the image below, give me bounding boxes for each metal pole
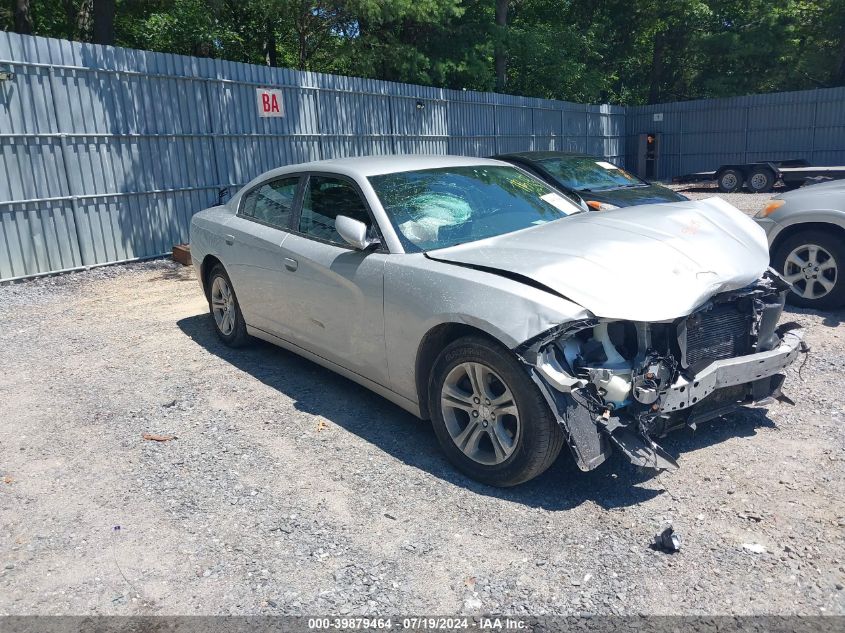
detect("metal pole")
[387,94,397,155]
[313,87,324,160]
[492,101,499,156]
[47,67,94,267]
[202,79,227,202]
[810,92,818,163]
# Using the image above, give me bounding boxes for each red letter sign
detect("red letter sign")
[256,88,285,118]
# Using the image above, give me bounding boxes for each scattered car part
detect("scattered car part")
[653,526,682,553]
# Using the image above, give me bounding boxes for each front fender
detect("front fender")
[384,254,591,405]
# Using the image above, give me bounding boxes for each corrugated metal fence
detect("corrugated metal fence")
[626,87,845,181]
[0,32,625,282]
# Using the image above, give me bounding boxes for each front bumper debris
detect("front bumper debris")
[660,327,804,414]
[528,323,807,473]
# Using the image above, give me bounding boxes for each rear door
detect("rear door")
[223,175,302,336]
[279,173,389,385]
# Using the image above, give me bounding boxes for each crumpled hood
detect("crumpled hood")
[427,197,770,322]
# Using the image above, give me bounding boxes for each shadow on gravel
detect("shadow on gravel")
[178,314,780,512]
[784,304,844,328]
[147,262,195,283]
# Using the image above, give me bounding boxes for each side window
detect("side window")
[240,177,299,229]
[298,176,371,245]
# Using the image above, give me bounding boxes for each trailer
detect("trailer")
[675,159,845,193]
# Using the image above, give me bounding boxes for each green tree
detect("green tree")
[3,0,844,103]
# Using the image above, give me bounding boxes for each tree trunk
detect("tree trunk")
[297,28,307,70]
[13,0,33,34]
[494,0,508,92]
[76,0,93,39]
[63,0,78,39]
[648,31,665,104]
[92,0,116,45]
[265,22,278,67]
[295,1,309,70]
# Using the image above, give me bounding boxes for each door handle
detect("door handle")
[284,257,298,271]
[224,234,235,245]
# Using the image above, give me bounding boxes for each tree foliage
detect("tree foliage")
[4,0,844,104]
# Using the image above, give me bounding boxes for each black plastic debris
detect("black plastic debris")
[652,525,682,553]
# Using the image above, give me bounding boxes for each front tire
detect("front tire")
[772,229,845,309]
[207,264,250,347]
[428,336,564,487]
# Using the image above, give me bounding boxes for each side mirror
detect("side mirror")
[336,215,379,250]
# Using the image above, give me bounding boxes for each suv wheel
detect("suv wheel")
[772,229,845,309]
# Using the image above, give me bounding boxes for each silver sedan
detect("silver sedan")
[190,156,804,486]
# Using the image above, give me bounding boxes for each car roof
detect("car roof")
[259,154,511,180]
[496,151,591,161]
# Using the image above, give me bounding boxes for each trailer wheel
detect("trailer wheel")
[717,169,742,193]
[748,167,775,193]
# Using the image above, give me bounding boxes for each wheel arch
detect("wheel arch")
[199,254,224,301]
[414,322,514,420]
[770,221,845,260]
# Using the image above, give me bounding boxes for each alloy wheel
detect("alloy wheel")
[211,275,236,335]
[440,362,521,466]
[783,243,837,300]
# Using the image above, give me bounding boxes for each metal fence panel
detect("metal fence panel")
[626,87,845,181]
[0,199,82,279]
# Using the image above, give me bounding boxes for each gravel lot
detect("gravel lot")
[666,181,782,213]
[1,191,844,617]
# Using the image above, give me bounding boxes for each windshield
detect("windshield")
[369,165,581,252]
[537,156,645,191]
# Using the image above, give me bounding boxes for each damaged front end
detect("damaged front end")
[517,271,807,472]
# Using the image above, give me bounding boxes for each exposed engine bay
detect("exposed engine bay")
[518,270,807,472]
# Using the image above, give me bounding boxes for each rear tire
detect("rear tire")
[772,229,845,309]
[207,264,250,347]
[748,167,775,193]
[717,169,743,193]
[428,336,564,487]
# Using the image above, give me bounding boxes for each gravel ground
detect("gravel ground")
[1,193,844,616]
[666,182,779,214]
